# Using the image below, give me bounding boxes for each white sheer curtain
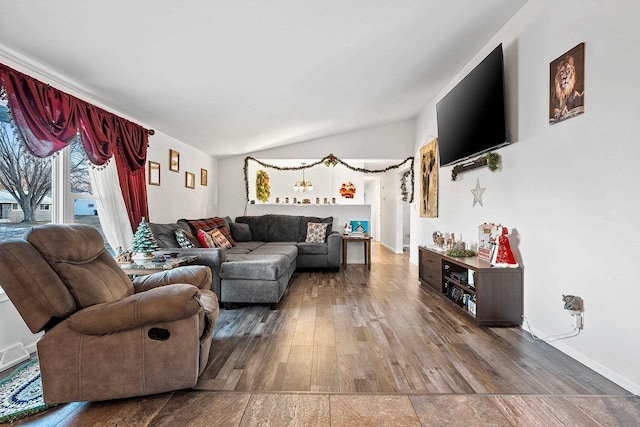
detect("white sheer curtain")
[88,160,134,252]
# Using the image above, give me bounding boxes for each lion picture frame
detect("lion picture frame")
[549,42,585,124]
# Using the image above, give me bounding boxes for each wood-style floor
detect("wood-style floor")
[11,243,640,426]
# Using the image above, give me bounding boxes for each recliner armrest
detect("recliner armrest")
[156,248,226,297]
[132,265,212,292]
[67,284,202,335]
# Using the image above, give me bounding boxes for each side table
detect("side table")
[342,234,372,269]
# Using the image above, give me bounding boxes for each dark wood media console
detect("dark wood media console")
[418,246,522,326]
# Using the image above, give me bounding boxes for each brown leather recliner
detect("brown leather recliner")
[0,224,219,404]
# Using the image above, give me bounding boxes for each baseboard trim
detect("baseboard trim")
[523,323,640,395]
[381,242,403,254]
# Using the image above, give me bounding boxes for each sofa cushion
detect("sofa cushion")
[251,244,298,263]
[225,247,251,255]
[298,216,333,242]
[236,215,269,241]
[296,242,329,255]
[234,241,266,251]
[229,222,252,242]
[148,223,185,248]
[264,241,297,246]
[179,217,235,246]
[220,254,290,281]
[267,215,301,242]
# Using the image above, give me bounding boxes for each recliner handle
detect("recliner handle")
[148,328,170,341]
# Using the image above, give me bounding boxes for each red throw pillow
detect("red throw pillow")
[197,229,212,248]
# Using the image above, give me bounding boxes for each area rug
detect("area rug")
[0,359,54,423]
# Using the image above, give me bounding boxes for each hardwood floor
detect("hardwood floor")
[11,243,639,426]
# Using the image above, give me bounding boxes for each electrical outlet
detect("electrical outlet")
[571,313,584,330]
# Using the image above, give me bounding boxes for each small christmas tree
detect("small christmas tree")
[131,217,159,260]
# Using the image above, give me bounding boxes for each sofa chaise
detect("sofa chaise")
[149,214,341,309]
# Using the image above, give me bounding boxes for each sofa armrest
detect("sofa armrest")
[132,265,212,292]
[327,231,342,268]
[156,248,226,298]
[66,284,202,335]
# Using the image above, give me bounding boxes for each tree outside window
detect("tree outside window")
[0,103,105,251]
[0,103,51,223]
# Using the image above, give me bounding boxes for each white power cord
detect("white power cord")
[522,315,581,342]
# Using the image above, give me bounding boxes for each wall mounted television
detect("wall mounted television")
[436,44,509,167]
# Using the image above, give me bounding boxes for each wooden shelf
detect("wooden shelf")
[418,246,522,326]
[444,276,476,295]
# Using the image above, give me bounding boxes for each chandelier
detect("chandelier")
[293,164,313,192]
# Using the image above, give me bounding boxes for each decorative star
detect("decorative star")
[471,178,486,207]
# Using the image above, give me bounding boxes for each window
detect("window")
[0,102,110,252]
[1,101,52,240]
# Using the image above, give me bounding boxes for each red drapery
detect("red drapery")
[3,70,78,157]
[114,118,148,233]
[0,63,150,231]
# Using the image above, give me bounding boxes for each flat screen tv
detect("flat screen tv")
[436,44,508,167]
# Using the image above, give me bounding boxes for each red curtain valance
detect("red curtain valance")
[0,63,150,230]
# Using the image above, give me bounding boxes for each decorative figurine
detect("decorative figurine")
[491,227,519,268]
[115,246,132,264]
[343,222,352,235]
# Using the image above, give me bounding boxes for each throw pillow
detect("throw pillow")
[182,217,236,246]
[306,222,328,243]
[207,228,233,249]
[197,229,216,248]
[175,229,196,248]
[230,222,252,242]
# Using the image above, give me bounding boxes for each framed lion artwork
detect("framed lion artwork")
[549,42,585,124]
[420,139,438,218]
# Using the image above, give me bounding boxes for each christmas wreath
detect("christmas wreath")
[256,170,271,202]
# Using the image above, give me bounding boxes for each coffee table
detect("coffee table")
[119,255,198,276]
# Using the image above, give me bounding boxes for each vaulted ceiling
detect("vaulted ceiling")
[0,1,528,157]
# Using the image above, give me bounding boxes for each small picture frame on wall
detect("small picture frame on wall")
[169,149,180,172]
[200,168,208,186]
[148,161,160,186]
[185,172,195,189]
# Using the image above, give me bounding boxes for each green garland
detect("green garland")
[244,153,415,203]
[486,152,500,171]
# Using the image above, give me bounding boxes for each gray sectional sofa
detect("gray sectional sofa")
[149,214,341,309]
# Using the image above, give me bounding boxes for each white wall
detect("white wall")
[0,295,41,359]
[146,133,218,223]
[218,120,415,219]
[364,178,380,241]
[380,171,404,254]
[410,0,640,393]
